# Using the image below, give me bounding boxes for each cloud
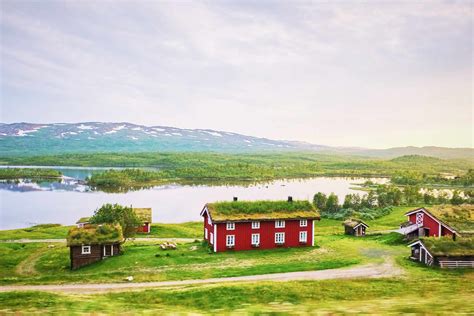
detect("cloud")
[0,0,472,148]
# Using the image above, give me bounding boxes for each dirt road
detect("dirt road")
[0,257,402,294]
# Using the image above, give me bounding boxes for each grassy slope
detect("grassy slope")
[0,206,473,313]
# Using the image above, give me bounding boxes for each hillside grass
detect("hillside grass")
[0,233,401,285]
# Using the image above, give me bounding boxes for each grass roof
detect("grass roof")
[133,208,152,223]
[207,200,319,222]
[343,219,369,228]
[76,217,91,224]
[420,237,474,257]
[426,204,474,234]
[67,224,123,246]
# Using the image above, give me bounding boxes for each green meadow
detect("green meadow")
[0,205,473,314]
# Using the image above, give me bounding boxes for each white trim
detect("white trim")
[81,245,91,255]
[407,240,434,259]
[205,228,208,240]
[312,220,315,246]
[275,232,285,244]
[251,233,260,246]
[210,232,214,244]
[275,220,285,228]
[353,223,369,230]
[405,208,456,234]
[438,223,441,239]
[226,234,235,247]
[299,231,307,243]
[213,224,217,252]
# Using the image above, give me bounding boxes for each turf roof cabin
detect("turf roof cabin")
[343,219,368,236]
[408,237,474,268]
[401,205,474,240]
[67,224,123,270]
[200,197,320,252]
[133,207,152,233]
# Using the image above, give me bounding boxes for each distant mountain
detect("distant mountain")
[0,122,472,159]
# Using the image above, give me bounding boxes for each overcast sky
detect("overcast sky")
[0,1,472,148]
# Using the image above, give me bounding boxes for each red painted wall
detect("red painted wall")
[137,223,150,233]
[408,211,453,238]
[214,219,314,252]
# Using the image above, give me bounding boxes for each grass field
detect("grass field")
[1,205,473,314]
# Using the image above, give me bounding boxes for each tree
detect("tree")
[325,193,340,213]
[450,190,464,205]
[313,192,327,211]
[90,203,142,239]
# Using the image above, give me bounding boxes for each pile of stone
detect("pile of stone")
[160,241,177,250]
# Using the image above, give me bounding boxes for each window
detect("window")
[251,233,260,245]
[275,232,285,244]
[81,245,91,254]
[251,221,260,229]
[299,231,307,243]
[207,214,212,225]
[226,222,235,230]
[275,220,285,228]
[226,235,235,247]
[300,219,307,227]
[210,232,214,244]
[205,228,208,239]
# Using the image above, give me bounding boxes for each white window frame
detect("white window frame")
[226,235,235,247]
[275,232,285,244]
[251,233,260,245]
[275,220,285,228]
[210,232,214,245]
[81,245,91,254]
[251,221,260,229]
[226,222,235,230]
[300,219,307,227]
[299,231,307,243]
[205,228,208,239]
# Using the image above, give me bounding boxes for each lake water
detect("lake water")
[0,167,388,229]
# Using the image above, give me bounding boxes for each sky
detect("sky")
[0,1,472,149]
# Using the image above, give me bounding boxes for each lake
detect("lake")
[0,167,388,229]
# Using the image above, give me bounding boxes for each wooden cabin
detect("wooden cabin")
[67,224,123,270]
[343,219,368,236]
[76,217,91,228]
[200,197,320,252]
[400,205,474,240]
[133,207,152,233]
[408,238,474,268]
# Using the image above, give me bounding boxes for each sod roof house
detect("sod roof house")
[401,205,474,240]
[75,207,152,233]
[408,237,474,268]
[133,208,152,233]
[343,219,369,236]
[200,197,320,252]
[67,224,123,269]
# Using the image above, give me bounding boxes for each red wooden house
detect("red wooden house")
[401,207,458,240]
[133,208,152,233]
[200,197,320,252]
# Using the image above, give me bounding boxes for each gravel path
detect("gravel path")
[0,257,403,294]
[0,238,196,243]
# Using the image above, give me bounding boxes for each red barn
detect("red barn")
[200,198,320,252]
[402,207,457,240]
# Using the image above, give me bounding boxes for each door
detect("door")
[104,245,113,256]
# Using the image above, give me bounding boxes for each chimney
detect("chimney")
[288,196,293,202]
[233,197,238,202]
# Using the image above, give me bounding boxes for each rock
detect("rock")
[189,246,198,251]
[47,245,55,248]
[125,276,134,282]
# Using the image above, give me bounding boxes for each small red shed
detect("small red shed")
[133,208,152,233]
[200,197,320,252]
